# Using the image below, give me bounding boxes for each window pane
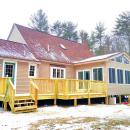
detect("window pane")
[98,68,103,81]
[93,68,103,81]
[125,70,130,84]
[117,69,123,84]
[57,69,60,78]
[78,72,83,80]
[61,69,64,78]
[29,65,35,76]
[93,69,97,80]
[53,69,56,78]
[84,71,90,80]
[109,68,116,83]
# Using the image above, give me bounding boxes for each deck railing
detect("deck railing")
[32,78,108,96]
[32,78,56,95]
[0,78,7,95]
[7,79,15,112]
[30,80,38,106]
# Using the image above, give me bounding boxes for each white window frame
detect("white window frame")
[76,69,91,80]
[92,67,104,81]
[28,64,37,78]
[50,66,66,79]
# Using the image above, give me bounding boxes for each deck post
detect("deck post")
[119,95,122,104]
[128,95,130,103]
[4,102,7,111]
[88,98,91,105]
[54,99,57,105]
[74,99,77,106]
[105,96,108,105]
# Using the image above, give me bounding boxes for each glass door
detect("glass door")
[4,62,15,84]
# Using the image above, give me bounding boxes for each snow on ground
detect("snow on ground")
[0,105,130,130]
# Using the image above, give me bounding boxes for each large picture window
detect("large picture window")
[117,69,123,84]
[93,68,103,81]
[125,70,130,84]
[109,68,116,83]
[51,67,65,79]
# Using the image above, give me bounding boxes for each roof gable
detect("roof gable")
[7,24,26,44]
[15,24,94,63]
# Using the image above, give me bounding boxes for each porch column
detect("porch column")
[128,95,130,103]
[4,102,7,111]
[54,99,57,105]
[119,95,122,104]
[88,98,91,105]
[105,96,108,105]
[74,99,77,106]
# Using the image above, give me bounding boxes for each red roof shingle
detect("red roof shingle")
[0,39,37,61]
[16,24,94,63]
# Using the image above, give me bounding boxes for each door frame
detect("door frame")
[76,69,91,80]
[2,60,17,88]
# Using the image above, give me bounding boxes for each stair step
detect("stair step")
[14,102,35,105]
[14,105,37,113]
[14,99,34,103]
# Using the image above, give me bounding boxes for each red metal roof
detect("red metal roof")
[0,39,37,61]
[16,24,94,63]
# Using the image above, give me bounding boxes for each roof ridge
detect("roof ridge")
[15,23,83,45]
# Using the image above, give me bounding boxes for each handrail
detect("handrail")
[0,77,8,95]
[30,80,38,106]
[7,79,15,112]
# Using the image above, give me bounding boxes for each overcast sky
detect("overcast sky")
[0,0,130,39]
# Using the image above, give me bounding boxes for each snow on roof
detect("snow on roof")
[73,52,121,63]
[0,39,38,61]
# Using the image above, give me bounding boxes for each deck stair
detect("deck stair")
[13,95,37,113]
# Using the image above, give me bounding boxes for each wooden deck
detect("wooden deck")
[0,78,108,113]
[32,78,108,105]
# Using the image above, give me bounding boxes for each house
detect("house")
[0,23,130,112]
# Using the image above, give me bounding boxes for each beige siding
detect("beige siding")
[38,62,50,78]
[8,25,26,44]
[38,62,75,79]
[66,65,75,79]
[107,60,130,95]
[16,62,29,93]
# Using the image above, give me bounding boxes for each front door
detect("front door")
[4,62,15,84]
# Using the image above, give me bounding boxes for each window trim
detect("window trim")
[50,66,66,79]
[2,60,17,88]
[28,64,37,78]
[109,68,116,84]
[76,69,91,80]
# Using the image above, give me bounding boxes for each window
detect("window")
[117,69,123,84]
[51,67,65,79]
[125,70,130,84]
[115,55,129,64]
[116,56,122,63]
[109,68,116,83]
[93,68,103,81]
[123,57,129,64]
[29,65,36,77]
